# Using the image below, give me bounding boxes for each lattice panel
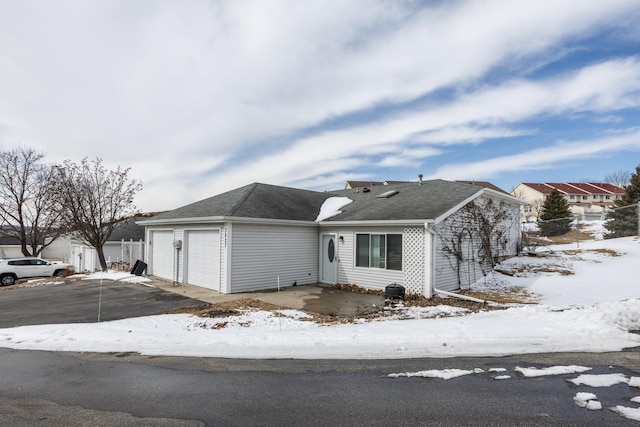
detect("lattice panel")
[403,227,424,294]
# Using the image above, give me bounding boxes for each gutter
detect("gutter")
[433,288,487,305]
[137,216,318,227]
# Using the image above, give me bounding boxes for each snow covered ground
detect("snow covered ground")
[1,230,639,360]
[1,224,640,420]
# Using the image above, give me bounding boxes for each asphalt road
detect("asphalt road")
[1,349,640,426]
[0,279,207,327]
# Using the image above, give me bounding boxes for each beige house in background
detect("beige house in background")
[511,182,625,222]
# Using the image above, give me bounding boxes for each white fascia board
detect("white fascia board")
[433,191,483,224]
[318,219,432,227]
[483,188,528,205]
[136,216,227,226]
[137,216,317,227]
[434,188,525,224]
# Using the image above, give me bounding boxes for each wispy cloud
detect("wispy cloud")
[0,0,639,209]
[193,56,640,197]
[425,131,640,181]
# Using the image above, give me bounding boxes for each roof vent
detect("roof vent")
[362,187,371,193]
[377,190,399,199]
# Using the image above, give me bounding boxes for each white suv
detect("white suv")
[0,258,73,286]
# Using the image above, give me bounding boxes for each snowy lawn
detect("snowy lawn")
[0,232,639,360]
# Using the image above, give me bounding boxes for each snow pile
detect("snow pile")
[568,373,630,387]
[581,220,608,240]
[315,197,352,221]
[612,405,640,421]
[80,270,151,284]
[573,392,601,410]
[515,365,591,377]
[388,368,484,380]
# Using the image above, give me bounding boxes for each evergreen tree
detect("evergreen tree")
[604,165,640,238]
[538,189,573,236]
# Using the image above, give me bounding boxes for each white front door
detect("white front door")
[320,234,337,284]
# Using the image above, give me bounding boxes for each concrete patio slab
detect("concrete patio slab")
[149,280,385,317]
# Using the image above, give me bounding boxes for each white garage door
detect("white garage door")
[151,230,174,281]
[186,230,220,290]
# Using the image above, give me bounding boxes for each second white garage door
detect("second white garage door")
[185,230,220,290]
[151,230,174,281]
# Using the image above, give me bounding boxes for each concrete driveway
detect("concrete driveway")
[0,278,386,328]
[151,281,386,318]
[0,280,207,328]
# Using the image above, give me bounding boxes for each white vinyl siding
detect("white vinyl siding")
[230,223,318,293]
[334,227,405,292]
[70,244,97,272]
[433,196,521,292]
[69,241,130,273]
[434,235,461,292]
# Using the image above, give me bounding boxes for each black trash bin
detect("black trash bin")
[131,260,147,276]
[385,283,405,301]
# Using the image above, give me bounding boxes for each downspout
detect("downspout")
[174,247,180,285]
[433,288,487,304]
[424,222,434,299]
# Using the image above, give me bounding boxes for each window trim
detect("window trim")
[355,232,402,271]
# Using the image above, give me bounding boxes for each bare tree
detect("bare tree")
[54,158,143,270]
[604,170,631,188]
[511,188,542,222]
[0,147,65,256]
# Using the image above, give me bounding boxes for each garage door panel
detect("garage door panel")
[186,230,219,289]
[151,231,174,280]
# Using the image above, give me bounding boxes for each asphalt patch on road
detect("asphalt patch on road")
[0,280,207,328]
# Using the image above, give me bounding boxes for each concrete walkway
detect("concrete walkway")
[149,279,385,317]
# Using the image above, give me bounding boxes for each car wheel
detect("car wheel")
[0,274,17,286]
[53,269,69,278]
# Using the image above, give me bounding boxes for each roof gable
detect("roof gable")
[455,180,509,194]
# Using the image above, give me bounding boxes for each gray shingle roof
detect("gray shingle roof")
[324,180,483,221]
[108,216,146,241]
[144,180,495,224]
[148,183,330,222]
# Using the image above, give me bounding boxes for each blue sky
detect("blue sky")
[1,0,640,211]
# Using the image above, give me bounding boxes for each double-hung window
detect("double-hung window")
[355,233,402,270]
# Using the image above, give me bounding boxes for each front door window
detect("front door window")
[327,238,335,263]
